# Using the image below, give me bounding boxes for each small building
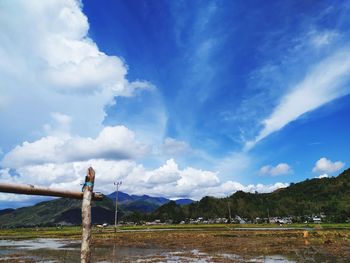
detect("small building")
[234,215,246,224]
[313,216,322,223]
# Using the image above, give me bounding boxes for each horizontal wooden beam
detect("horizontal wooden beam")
[0,183,103,201]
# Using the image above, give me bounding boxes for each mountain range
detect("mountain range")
[1,168,350,227]
[108,191,194,213]
[0,191,193,228]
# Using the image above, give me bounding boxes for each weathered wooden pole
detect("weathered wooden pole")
[81,167,95,263]
[0,183,103,200]
[0,167,102,262]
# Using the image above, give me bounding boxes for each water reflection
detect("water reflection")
[0,238,315,262]
[0,238,79,250]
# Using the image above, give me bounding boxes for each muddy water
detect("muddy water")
[0,237,341,262]
[0,238,299,262]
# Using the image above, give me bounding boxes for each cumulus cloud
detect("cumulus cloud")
[1,125,149,169]
[0,0,146,95]
[312,157,345,174]
[259,163,292,176]
[0,158,289,203]
[0,0,156,148]
[43,112,72,137]
[0,0,292,207]
[245,50,350,150]
[316,174,329,179]
[147,159,182,184]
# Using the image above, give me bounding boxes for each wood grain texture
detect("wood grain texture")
[81,167,95,263]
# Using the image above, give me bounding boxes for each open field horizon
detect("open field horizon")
[1,225,350,262]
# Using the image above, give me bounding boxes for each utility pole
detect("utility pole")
[114,181,122,232]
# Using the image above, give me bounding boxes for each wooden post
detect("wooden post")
[0,167,102,262]
[0,183,102,201]
[81,167,95,263]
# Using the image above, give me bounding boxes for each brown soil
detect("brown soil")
[93,229,350,262]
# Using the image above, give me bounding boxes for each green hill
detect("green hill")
[0,192,181,228]
[1,168,350,227]
[149,168,350,223]
[0,196,116,228]
[0,190,187,227]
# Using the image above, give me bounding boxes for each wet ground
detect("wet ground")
[1,229,350,262]
[0,239,295,262]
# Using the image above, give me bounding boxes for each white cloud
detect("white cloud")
[147,159,181,184]
[43,112,72,137]
[1,125,149,169]
[244,182,289,194]
[259,163,292,176]
[0,158,289,203]
[312,157,345,174]
[0,0,156,148]
[1,0,136,95]
[245,50,350,150]
[0,0,292,206]
[316,173,329,179]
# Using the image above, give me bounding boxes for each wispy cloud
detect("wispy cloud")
[245,50,350,150]
[309,30,340,48]
[162,137,191,156]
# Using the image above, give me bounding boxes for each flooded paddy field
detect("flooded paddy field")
[1,227,350,262]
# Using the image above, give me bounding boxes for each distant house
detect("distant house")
[269,217,292,224]
[313,216,322,223]
[215,218,228,224]
[234,215,246,224]
[189,217,203,224]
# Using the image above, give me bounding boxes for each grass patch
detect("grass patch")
[1,223,350,239]
[0,226,81,239]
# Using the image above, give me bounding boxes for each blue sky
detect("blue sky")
[0,0,350,208]
[83,0,350,179]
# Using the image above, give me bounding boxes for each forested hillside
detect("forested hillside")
[147,168,350,223]
[1,168,349,227]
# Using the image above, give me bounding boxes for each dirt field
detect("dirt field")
[93,228,350,261]
[1,227,350,262]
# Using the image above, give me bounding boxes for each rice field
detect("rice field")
[1,224,350,262]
